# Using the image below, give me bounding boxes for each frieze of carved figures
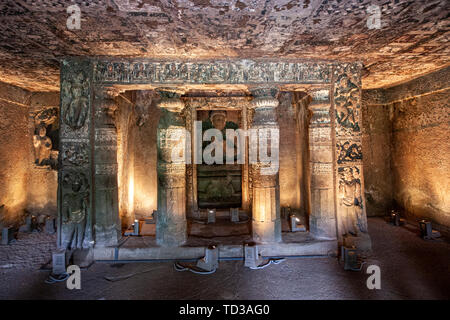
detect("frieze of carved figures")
[338,166,368,236]
[61,72,90,131]
[336,141,362,164]
[62,143,89,167]
[61,171,90,249]
[94,61,332,84]
[333,63,362,137]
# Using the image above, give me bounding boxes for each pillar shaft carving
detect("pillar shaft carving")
[249,86,281,243]
[333,63,369,242]
[93,86,121,246]
[305,88,337,239]
[58,59,94,250]
[156,89,187,246]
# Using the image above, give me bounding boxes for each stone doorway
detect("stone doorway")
[197,109,242,209]
[57,58,370,261]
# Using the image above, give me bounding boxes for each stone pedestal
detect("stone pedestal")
[249,87,281,243]
[156,90,187,247]
[93,87,121,247]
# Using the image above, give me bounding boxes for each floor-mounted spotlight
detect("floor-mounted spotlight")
[419,220,441,240]
[341,246,364,271]
[290,215,306,232]
[196,245,219,272]
[230,208,239,222]
[389,210,405,226]
[207,209,216,224]
[1,226,17,245]
[124,219,140,236]
[244,243,263,269]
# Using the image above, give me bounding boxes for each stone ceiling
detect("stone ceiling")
[0,0,448,91]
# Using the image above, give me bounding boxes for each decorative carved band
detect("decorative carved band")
[94,60,332,85]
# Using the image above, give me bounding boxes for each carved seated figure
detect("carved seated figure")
[33,125,52,166]
[203,110,241,162]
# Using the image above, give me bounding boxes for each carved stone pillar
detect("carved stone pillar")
[307,88,337,239]
[58,58,94,250]
[156,89,187,246]
[241,104,250,212]
[249,87,281,243]
[185,102,198,217]
[332,63,370,249]
[93,86,121,247]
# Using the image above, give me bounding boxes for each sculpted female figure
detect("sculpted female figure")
[33,125,52,165]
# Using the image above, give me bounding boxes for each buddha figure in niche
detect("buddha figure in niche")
[203,110,240,162]
[33,124,52,166]
[198,110,242,207]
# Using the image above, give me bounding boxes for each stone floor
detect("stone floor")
[0,217,449,300]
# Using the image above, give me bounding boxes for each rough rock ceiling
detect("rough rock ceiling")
[0,0,448,91]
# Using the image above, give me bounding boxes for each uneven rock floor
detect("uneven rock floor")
[0,217,449,300]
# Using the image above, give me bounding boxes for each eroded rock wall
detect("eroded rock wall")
[362,90,394,216]
[362,66,450,234]
[0,82,59,225]
[389,69,450,234]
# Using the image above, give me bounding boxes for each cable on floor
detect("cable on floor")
[250,258,286,270]
[45,272,69,284]
[173,262,217,275]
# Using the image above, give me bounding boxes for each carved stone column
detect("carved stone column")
[241,103,250,212]
[307,88,337,239]
[93,86,121,247]
[332,63,370,250]
[184,102,198,217]
[249,87,281,243]
[58,58,94,250]
[156,89,187,246]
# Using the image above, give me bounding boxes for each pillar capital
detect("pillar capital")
[157,88,185,112]
[250,86,280,109]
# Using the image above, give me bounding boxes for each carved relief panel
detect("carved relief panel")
[58,59,93,250]
[333,63,368,238]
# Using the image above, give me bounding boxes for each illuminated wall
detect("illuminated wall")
[363,66,450,234]
[132,91,159,219]
[0,82,59,225]
[0,83,30,224]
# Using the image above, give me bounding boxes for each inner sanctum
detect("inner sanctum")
[54,59,369,260]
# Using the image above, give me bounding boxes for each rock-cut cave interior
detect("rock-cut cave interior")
[0,0,448,302]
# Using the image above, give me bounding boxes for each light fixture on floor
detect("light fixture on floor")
[124,219,140,236]
[1,226,17,245]
[341,246,364,271]
[389,210,405,226]
[419,220,441,240]
[230,208,239,222]
[290,215,306,232]
[244,243,263,269]
[45,217,56,234]
[196,245,219,272]
[207,209,216,224]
